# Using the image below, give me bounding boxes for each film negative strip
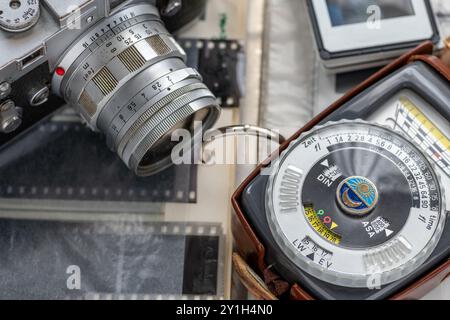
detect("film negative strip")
[0,220,224,300]
[179,38,244,108]
[82,293,223,300]
[0,115,198,214]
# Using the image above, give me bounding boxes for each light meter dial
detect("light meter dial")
[266,121,446,288]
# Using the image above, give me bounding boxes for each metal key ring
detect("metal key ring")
[201,124,286,165]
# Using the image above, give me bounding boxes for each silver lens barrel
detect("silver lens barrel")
[52,3,220,176]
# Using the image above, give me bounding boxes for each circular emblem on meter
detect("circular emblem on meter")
[337,176,378,216]
[265,121,446,288]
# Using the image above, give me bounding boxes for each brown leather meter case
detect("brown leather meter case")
[232,42,450,300]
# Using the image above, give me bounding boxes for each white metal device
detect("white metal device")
[307,0,440,72]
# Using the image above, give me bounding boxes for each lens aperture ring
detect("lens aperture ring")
[99,67,202,133]
[120,87,215,165]
[114,80,206,152]
[99,65,203,150]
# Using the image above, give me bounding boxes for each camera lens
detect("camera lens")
[52,3,220,176]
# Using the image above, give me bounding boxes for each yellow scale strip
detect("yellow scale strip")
[304,206,341,245]
[400,97,450,152]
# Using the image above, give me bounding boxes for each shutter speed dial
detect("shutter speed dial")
[0,0,40,33]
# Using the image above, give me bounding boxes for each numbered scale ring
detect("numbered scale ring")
[266,121,446,288]
[0,0,40,33]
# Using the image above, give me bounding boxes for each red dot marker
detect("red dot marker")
[55,67,65,76]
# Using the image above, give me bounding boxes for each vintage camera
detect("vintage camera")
[0,0,220,176]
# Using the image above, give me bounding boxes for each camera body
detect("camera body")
[0,0,219,176]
